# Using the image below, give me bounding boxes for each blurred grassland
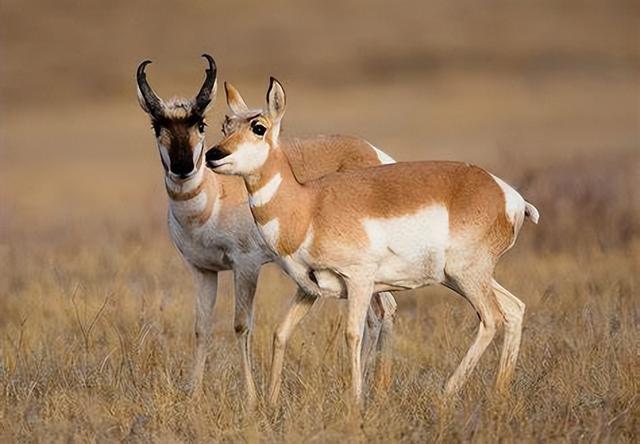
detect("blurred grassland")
[1,0,639,442]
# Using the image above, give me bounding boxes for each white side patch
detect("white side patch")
[490,174,526,226]
[369,144,396,164]
[249,173,282,207]
[363,205,449,287]
[258,218,280,249]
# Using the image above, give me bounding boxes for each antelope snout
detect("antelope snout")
[205,146,229,167]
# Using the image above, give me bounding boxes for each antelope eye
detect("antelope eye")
[197,121,206,133]
[151,122,161,137]
[251,122,267,136]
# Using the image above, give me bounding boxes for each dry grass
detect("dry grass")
[1,0,640,442]
[1,155,639,442]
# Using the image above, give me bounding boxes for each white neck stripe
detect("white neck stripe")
[249,173,282,207]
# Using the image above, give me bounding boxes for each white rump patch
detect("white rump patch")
[249,173,282,207]
[490,174,526,226]
[490,173,529,251]
[258,218,280,248]
[369,143,396,164]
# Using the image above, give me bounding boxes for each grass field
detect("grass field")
[1,0,639,442]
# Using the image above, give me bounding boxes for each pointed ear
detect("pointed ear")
[225,82,249,115]
[266,77,286,123]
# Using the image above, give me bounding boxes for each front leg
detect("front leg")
[188,265,218,395]
[233,265,260,408]
[268,288,317,406]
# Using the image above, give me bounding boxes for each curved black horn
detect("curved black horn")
[194,54,217,114]
[136,60,165,117]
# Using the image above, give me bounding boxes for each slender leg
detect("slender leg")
[361,305,382,375]
[233,266,260,408]
[344,278,374,405]
[188,266,218,395]
[373,291,396,391]
[268,289,316,406]
[361,292,397,390]
[443,269,501,395]
[492,279,525,392]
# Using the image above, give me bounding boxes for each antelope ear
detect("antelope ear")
[266,77,286,123]
[225,82,249,115]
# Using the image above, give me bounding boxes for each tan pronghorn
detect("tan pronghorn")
[136,55,397,406]
[206,77,540,404]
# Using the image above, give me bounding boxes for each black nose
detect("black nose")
[205,146,228,162]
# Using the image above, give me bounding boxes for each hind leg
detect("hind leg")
[360,292,396,374]
[363,292,396,391]
[444,265,502,395]
[492,279,525,392]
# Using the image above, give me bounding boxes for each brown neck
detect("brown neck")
[243,146,315,255]
[243,147,294,192]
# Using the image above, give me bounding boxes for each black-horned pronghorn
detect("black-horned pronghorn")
[206,77,540,404]
[136,56,397,406]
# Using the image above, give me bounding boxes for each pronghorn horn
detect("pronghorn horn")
[194,53,217,115]
[136,60,165,118]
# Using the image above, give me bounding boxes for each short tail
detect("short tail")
[524,202,539,224]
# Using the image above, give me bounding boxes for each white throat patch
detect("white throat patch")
[233,140,270,174]
[249,173,282,207]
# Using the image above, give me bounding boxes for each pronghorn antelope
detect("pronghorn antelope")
[136,55,397,405]
[206,77,540,404]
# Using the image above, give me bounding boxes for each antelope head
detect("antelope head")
[206,77,286,176]
[137,54,217,182]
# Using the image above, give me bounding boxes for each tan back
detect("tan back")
[281,135,382,183]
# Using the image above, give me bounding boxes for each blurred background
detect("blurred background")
[0,0,639,441]
[1,0,638,247]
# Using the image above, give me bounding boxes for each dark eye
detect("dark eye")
[151,122,160,137]
[251,122,266,136]
[197,121,206,133]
